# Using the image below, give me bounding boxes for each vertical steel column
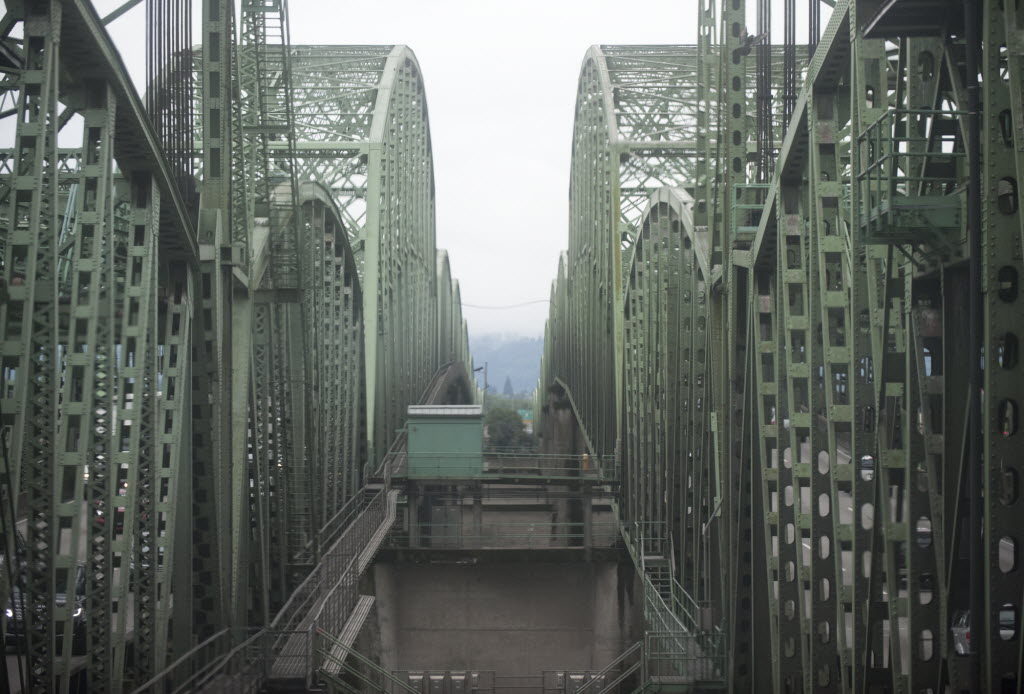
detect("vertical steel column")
[61,80,116,694]
[153,263,192,671]
[5,4,62,690]
[776,186,810,691]
[192,0,234,642]
[751,266,783,693]
[718,1,752,686]
[848,8,890,688]
[805,90,841,691]
[118,174,160,689]
[981,0,1024,688]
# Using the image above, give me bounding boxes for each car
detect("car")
[93,498,126,535]
[951,610,970,655]
[859,455,875,482]
[950,607,1015,656]
[4,563,87,655]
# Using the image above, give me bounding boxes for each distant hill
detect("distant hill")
[470,333,543,396]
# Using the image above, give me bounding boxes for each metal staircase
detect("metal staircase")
[314,628,419,694]
[131,465,398,694]
[597,521,725,694]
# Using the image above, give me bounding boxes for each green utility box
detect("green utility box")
[406,405,483,478]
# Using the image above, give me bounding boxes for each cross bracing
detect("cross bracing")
[2,0,1024,692]
[566,45,806,463]
[539,1,1024,691]
[0,2,470,692]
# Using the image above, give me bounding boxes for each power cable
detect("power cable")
[461,299,549,310]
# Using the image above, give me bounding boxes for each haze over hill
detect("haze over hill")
[470,333,543,396]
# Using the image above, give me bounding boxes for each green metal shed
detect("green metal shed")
[406,405,484,478]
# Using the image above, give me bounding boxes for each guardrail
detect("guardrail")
[153,629,313,694]
[314,627,419,694]
[572,641,642,693]
[856,107,965,245]
[644,630,725,682]
[135,464,394,693]
[610,519,726,689]
[389,519,621,550]
[400,451,616,482]
[274,464,391,633]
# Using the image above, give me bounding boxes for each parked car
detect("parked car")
[951,610,970,655]
[4,563,87,655]
[951,608,1017,656]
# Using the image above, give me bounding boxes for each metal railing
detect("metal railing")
[630,520,670,558]
[572,642,642,693]
[401,451,615,482]
[389,519,621,550]
[644,630,725,683]
[135,462,395,693]
[856,107,965,243]
[611,520,726,689]
[314,627,419,694]
[169,629,313,694]
[273,464,390,634]
[565,631,725,694]
[373,432,408,479]
[317,487,377,557]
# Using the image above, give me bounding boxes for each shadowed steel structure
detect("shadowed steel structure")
[538,1,1024,691]
[562,44,803,466]
[0,2,470,692]
[4,0,1024,692]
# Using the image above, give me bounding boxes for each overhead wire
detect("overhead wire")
[461,299,550,310]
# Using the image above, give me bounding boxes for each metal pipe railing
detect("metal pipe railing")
[389,519,620,551]
[313,627,419,694]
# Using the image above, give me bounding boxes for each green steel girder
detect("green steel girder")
[0,2,472,691]
[562,43,804,469]
[982,0,1024,688]
[539,1,1024,692]
[621,187,715,613]
[4,4,67,691]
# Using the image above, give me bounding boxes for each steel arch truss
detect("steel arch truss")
[0,3,470,691]
[541,1,1024,692]
[563,44,803,461]
[622,188,715,609]
[0,2,196,691]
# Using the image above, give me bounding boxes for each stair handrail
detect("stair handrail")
[273,466,392,631]
[573,640,643,693]
[314,627,420,694]
[319,668,362,694]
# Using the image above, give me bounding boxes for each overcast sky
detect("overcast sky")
[94,0,705,336]
[292,1,703,338]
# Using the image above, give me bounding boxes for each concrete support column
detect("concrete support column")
[583,486,593,557]
[473,485,483,541]
[409,487,420,549]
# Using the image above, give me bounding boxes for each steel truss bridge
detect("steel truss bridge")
[0,0,1021,693]
[0,1,471,692]
[538,0,1024,691]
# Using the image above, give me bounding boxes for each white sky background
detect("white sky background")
[87,0,703,338]
[81,1,825,337]
[292,0,704,338]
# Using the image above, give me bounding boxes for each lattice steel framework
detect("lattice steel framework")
[562,45,803,464]
[282,45,440,463]
[0,2,469,692]
[539,1,1024,691]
